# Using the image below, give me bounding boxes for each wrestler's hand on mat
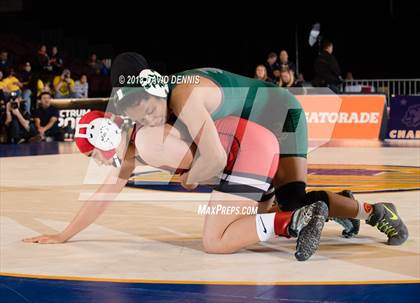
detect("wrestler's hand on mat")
[180,173,198,191]
[22,234,67,244]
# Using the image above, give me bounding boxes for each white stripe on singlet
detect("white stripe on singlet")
[220,173,270,191]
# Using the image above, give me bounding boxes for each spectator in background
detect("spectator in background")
[0,51,11,72]
[4,94,34,143]
[279,50,296,74]
[272,67,281,84]
[74,74,88,98]
[49,46,63,73]
[2,69,27,111]
[264,52,279,80]
[36,45,52,72]
[0,72,8,143]
[100,58,111,76]
[87,53,102,75]
[0,98,6,143]
[278,67,300,87]
[53,69,76,98]
[32,92,61,142]
[0,70,10,96]
[2,69,22,93]
[312,40,343,94]
[345,72,353,81]
[254,64,273,83]
[20,62,35,113]
[37,75,53,97]
[0,72,5,92]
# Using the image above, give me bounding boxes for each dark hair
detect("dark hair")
[322,40,333,50]
[7,68,15,76]
[39,92,51,99]
[111,52,149,88]
[268,52,277,59]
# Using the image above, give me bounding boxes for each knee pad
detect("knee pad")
[275,182,330,211]
[304,190,329,208]
[275,181,307,211]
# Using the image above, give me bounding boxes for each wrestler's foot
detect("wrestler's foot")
[289,201,328,261]
[366,203,408,245]
[330,190,360,238]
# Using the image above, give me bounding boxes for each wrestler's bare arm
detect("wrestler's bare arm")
[23,136,138,244]
[171,83,226,185]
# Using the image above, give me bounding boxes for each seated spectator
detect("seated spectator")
[0,99,7,143]
[0,70,11,96]
[2,69,22,93]
[254,64,273,83]
[0,86,8,143]
[87,53,102,75]
[1,69,30,111]
[37,76,53,97]
[53,69,76,98]
[4,94,35,144]
[20,62,35,113]
[74,74,89,98]
[264,52,279,80]
[272,67,281,84]
[312,40,343,94]
[279,50,296,74]
[36,45,52,72]
[0,51,11,72]
[31,92,61,142]
[49,46,63,73]
[278,67,301,87]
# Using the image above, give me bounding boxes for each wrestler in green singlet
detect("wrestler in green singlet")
[169,68,308,158]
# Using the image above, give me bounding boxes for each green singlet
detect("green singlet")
[168,68,307,158]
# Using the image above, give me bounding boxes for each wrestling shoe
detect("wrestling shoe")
[366,202,408,245]
[289,201,329,261]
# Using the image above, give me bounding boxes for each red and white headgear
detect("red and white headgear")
[75,111,123,166]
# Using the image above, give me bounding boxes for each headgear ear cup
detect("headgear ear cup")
[112,70,169,114]
[75,111,124,167]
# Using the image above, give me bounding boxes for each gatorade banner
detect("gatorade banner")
[50,95,386,139]
[298,95,386,140]
[386,96,420,140]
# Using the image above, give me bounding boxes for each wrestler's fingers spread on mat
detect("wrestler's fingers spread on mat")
[22,234,65,244]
